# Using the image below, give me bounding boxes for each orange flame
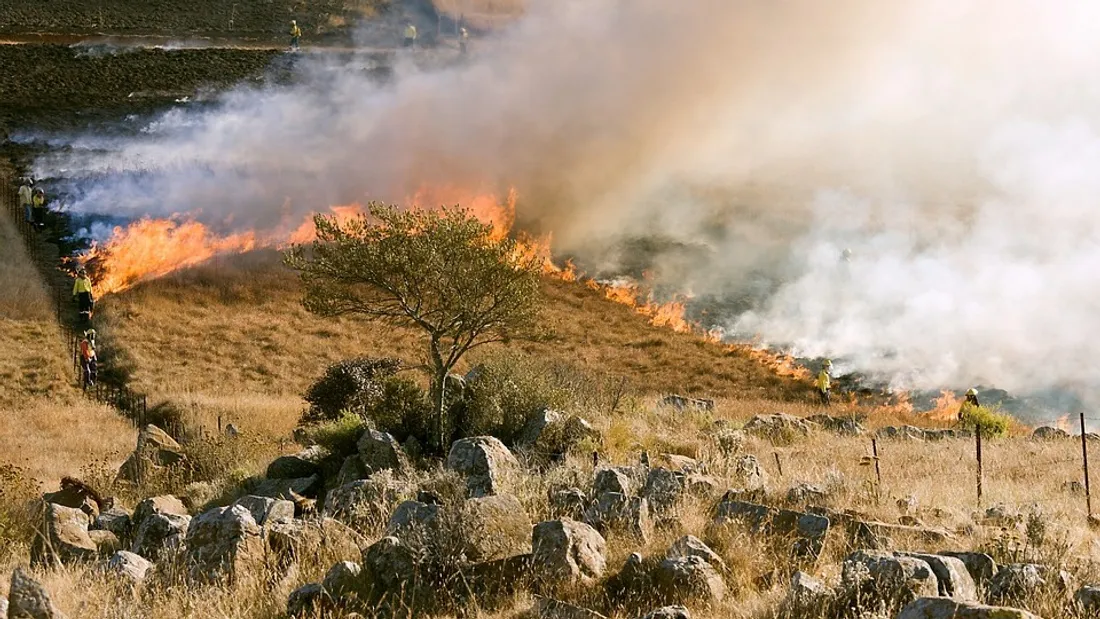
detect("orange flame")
[1055,414,1071,432]
[926,389,963,422]
[738,346,811,380]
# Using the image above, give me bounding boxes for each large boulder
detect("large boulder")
[184,504,264,582]
[636,607,691,619]
[897,552,977,601]
[91,506,133,542]
[358,429,410,476]
[117,425,186,482]
[386,500,442,537]
[712,497,830,560]
[653,556,726,606]
[643,468,684,517]
[321,560,370,606]
[666,536,726,574]
[266,445,329,480]
[105,550,153,585]
[287,583,324,618]
[361,536,422,606]
[9,567,66,619]
[132,495,187,527]
[897,597,1039,619]
[1077,585,1100,612]
[323,473,409,531]
[532,519,607,587]
[548,488,588,520]
[266,518,365,572]
[230,495,295,526]
[42,481,101,520]
[988,563,1075,606]
[941,552,997,587]
[30,503,98,567]
[594,468,635,497]
[462,494,533,562]
[534,596,608,619]
[131,513,191,561]
[87,530,123,557]
[729,455,768,494]
[841,551,938,609]
[519,409,601,457]
[583,493,652,543]
[446,436,520,497]
[1032,426,1071,440]
[783,571,834,616]
[743,414,813,440]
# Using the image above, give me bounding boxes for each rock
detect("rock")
[841,551,938,607]
[660,454,700,473]
[184,504,264,582]
[31,503,98,567]
[979,504,1023,527]
[988,563,1074,605]
[941,552,997,587]
[131,512,190,560]
[462,494,533,562]
[922,428,969,441]
[446,436,520,497]
[653,556,726,606]
[548,488,588,520]
[636,607,691,619]
[605,553,654,606]
[132,495,187,528]
[358,429,410,476]
[321,561,369,604]
[386,500,441,537]
[806,414,866,436]
[361,536,419,598]
[743,414,813,440]
[712,428,746,457]
[660,395,714,412]
[224,423,240,437]
[286,583,324,618]
[266,445,329,479]
[849,520,951,549]
[0,595,7,619]
[534,596,608,619]
[584,493,652,543]
[521,410,602,457]
[896,597,1039,619]
[230,495,295,526]
[91,506,132,541]
[266,518,365,571]
[105,550,152,584]
[784,570,833,615]
[594,468,635,496]
[465,554,534,604]
[643,468,683,516]
[876,426,928,441]
[666,535,726,573]
[335,455,368,487]
[323,473,408,531]
[519,408,566,447]
[1076,585,1100,612]
[729,455,768,494]
[117,424,187,482]
[532,519,607,587]
[244,475,322,501]
[786,482,828,506]
[1032,426,1071,440]
[682,474,721,498]
[42,483,100,520]
[712,497,830,560]
[87,530,122,556]
[8,567,66,619]
[897,553,977,601]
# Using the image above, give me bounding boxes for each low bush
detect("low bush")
[459,350,575,444]
[960,405,1012,438]
[302,410,368,456]
[302,357,401,422]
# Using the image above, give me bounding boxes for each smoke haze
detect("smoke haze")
[31,0,1100,394]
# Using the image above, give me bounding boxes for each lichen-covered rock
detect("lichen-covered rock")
[131,512,190,560]
[446,436,520,497]
[584,493,652,543]
[184,504,264,582]
[786,482,828,506]
[941,552,997,587]
[462,494,533,562]
[532,519,607,587]
[323,473,409,531]
[841,550,938,608]
[534,596,608,619]
[653,556,726,606]
[743,414,813,440]
[9,567,66,619]
[636,607,691,619]
[266,445,329,479]
[358,429,410,476]
[117,425,187,482]
[712,497,830,560]
[897,553,977,601]
[286,583,324,618]
[896,597,1039,619]
[87,530,122,557]
[988,563,1074,605]
[594,468,635,497]
[321,560,370,604]
[91,506,132,542]
[31,503,98,567]
[643,468,683,516]
[729,455,768,494]
[230,495,295,526]
[806,414,866,436]
[666,536,726,573]
[105,550,152,585]
[266,518,365,572]
[548,488,588,520]
[386,500,441,537]
[1032,426,1071,440]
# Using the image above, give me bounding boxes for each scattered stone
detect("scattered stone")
[666,535,726,573]
[532,519,607,587]
[321,561,369,604]
[132,495,187,527]
[361,536,419,598]
[786,482,828,506]
[323,474,408,531]
[661,395,715,412]
[712,497,830,560]
[42,481,101,520]
[605,553,654,606]
[594,467,635,497]
[896,597,1039,619]
[117,425,187,482]
[286,583,324,618]
[849,520,951,549]
[266,518,365,572]
[548,488,588,520]
[783,571,833,616]
[266,445,329,480]
[980,504,1023,527]
[729,455,768,494]
[1076,585,1100,612]
[584,493,652,543]
[131,512,190,561]
[244,475,322,502]
[876,426,927,441]
[184,504,264,582]
[534,596,608,619]
[9,566,66,619]
[923,428,969,441]
[989,563,1074,605]
[636,607,691,619]
[463,494,533,562]
[105,550,152,584]
[92,506,133,542]
[465,553,534,604]
[446,436,520,497]
[31,503,98,567]
[659,454,700,473]
[940,552,997,587]
[743,414,813,440]
[643,468,684,517]
[841,550,939,607]
[653,556,726,606]
[335,455,368,487]
[1032,426,1071,440]
[897,553,977,601]
[806,414,866,436]
[358,429,410,476]
[386,500,441,537]
[224,423,240,437]
[682,474,721,498]
[87,530,122,556]
[712,428,745,456]
[230,495,295,526]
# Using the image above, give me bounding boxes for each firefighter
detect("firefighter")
[18,178,33,223]
[816,359,832,406]
[80,329,98,388]
[73,268,95,322]
[31,187,46,228]
[290,20,302,50]
[403,22,418,48]
[459,27,469,54]
[958,388,980,422]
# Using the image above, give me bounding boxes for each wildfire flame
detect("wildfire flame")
[925,389,963,422]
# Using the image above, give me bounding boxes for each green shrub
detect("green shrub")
[303,410,368,456]
[460,350,574,444]
[366,376,433,445]
[303,357,401,422]
[960,405,1012,437]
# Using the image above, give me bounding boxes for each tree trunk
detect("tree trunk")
[429,339,448,455]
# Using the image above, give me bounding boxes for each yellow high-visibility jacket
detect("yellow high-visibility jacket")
[73,277,93,295]
[816,369,831,392]
[291,24,301,37]
[405,24,417,39]
[18,185,32,206]
[32,194,44,208]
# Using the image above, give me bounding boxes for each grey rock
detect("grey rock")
[593,467,635,496]
[335,455,368,487]
[244,475,321,501]
[643,468,683,516]
[806,414,866,436]
[532,519,607,586]
[462,494,533,562]
[661,395,714,412]
[446,436,519,497]
[666,536,726,573]
[266,518,365,572]
[266,445,329,479]
[636,607,691,619]
[1032,426,1071,440]
[849,520,951,549]
[91,506,132,541]
[712,428,745,456]
[743,414,813,439]
[184,504,264,582]
[31,503,97,567]
[105,550,152,584]
[358,429,410,476]
[385,500,441,537]
[989,563,1074,605]
[534,596,608,619]
[230,495,295,526]
[321,560,369,603]
[117,425,187,482]
[323,473,408,531]
[286,583,324,618]
[132,495,187,529]
[131,512,190,560]
[361,536,419,596]
[896,597,1039,619]
[1076,585,1100,612]
[8,567,66,619]
[548,488,588,520]
[713,497,830,560]
[87,530,122,557]
[519,408,566,447]
[605,553,652,606]
[584,493,652,543]
[41,485,100,520]
[876,426,928,441]
[783,570,833,616]
[842,551,938,607]
[941,552,998,586]
[654,556,726,606]
[786,482,828,506]
[730,455,768,494]
[897,552,978,601]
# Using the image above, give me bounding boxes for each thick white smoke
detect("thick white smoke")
[30,0,1100,394]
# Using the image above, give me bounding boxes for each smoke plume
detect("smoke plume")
[31,0,1100,394]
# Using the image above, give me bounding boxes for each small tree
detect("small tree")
[285,203,543,453]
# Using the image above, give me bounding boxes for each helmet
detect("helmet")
[291,19,296,24]
[841,248,853,261]
[84,329,96,338]
[823,359,833,368]
[76,267,86,276]
[966,388,977,397]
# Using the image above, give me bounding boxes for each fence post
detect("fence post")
[872,438,882,487]
[975,426,984,507]
[1082,412,1092,518]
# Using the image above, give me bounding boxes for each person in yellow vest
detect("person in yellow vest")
[459,27,469,54]
[290,20,302,50]
[816,359,832,405]
[80,329,98,388]
[18,178,33,223]
[403,22,418,48]
[31,187,46,228]
[73,268,95,321]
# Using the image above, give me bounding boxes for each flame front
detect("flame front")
[926,389,963,422]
